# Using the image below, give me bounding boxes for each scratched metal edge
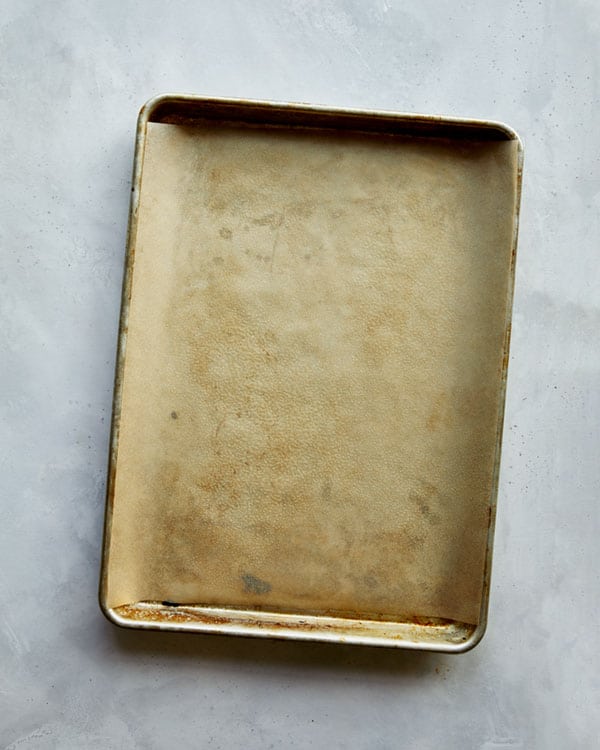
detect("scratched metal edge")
[98,100,150,622]
[459,134,524,654]
[98,93,524,653]
[138,92,520,140]
[105,603,474,651]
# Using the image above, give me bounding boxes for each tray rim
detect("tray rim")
[99,93,523,652]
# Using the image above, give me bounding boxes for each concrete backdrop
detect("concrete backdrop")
[1,1,598,747]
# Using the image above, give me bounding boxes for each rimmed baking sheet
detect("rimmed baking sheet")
[100,96,522,651]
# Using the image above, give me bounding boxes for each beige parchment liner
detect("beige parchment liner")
[106,121,518,624]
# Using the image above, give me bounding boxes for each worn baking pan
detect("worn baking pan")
[100,94,522,651]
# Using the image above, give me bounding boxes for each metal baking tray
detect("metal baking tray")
[100,94,522,651]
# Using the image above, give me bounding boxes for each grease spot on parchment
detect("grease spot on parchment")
[242,574,272,595]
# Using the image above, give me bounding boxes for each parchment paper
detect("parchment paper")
[106,121,518,624]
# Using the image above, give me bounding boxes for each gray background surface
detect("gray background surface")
[1,1,598,747]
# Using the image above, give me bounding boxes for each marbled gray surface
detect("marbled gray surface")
[1,1,598,747]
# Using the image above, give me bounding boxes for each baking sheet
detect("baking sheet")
[105,119,518,625]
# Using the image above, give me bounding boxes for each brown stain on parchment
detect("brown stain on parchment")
[106,122,518,621]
